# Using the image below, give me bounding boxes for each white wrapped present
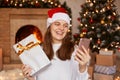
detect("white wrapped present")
[99,49,113,55]
[95,64,116,75]
[13,34,51,76]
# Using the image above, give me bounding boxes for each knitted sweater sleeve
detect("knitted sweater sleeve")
[71,50,89,80]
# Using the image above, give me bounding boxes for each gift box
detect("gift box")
[96,54,116,66]
[13,34,51,76]
[95,64,116,75]
[88,66,94,79]
[99,49,113,55]
[94,72,114,80]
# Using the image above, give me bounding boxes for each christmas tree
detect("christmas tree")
[74,0,120,52]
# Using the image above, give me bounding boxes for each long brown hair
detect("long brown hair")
[43,27,74,60]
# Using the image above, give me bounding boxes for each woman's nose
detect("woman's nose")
[59,25,64,30]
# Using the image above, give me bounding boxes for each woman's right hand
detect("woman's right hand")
[22,64,35,80]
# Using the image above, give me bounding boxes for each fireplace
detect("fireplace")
[15,24,43,43]
[0,8,49,64]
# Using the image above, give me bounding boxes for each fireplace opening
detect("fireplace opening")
[15,24,43,43]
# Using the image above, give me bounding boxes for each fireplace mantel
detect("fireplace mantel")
[0,8,49,64]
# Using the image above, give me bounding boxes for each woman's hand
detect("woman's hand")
[74,45,91,73]
[22,64,35,80]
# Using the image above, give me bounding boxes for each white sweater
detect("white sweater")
[34,43,89,80]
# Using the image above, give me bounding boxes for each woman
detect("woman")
[22,7,91,80]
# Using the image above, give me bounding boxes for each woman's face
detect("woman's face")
[50,20,69,44]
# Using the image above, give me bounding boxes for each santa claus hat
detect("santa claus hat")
[47,7,70,28]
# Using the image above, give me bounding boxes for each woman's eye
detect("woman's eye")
[64,25,68,28]
[54,22,60,26]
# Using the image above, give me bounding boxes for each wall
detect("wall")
[60,0,85,34]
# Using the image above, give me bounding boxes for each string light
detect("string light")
[92,26,94,29]
[104,48,108,51]
[85,24,88,27]
[80,23,83,26]
[6,0,9,2]
[89,2,93,7]
[35,0,38,3]
[84,13,86,17]
[93,45,96,49]
[95,9,99,13]
[48,0,51,3]
[93,0,96,3]
[22,0,25,3]
[113,12,116,15]
[115,76,120,80]
[54,3,57,6]
[50,2,53,4]
[98,47,101,50]
[86,0,91,3]
[117,26,120,30]
[58,4,61,7]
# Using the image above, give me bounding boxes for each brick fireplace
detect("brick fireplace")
[0,8,49,64]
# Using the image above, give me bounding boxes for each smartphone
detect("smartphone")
[78,38,90,51]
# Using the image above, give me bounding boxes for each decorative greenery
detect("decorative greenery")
[74,0,120,52]
[0,0,61,8]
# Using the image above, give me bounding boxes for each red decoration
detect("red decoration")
[90,18,93,23]
[35,2,40,7]
[73,33,79,38]
[77,17,81,22]
[118,47,120,52]
[97,39,101,44]
[4,0,9,6]
[82,28,87,32]
[111,16,115,20]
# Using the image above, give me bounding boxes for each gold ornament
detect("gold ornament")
[101,20,105,24]
[80,33,84,37]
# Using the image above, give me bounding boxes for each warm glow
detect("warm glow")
[92,26,94,29]
[104,48,108,51]
[84,14,86,17]
[35,0,38,3]
[86,0,91,3]
[33,32,42,43]
[55,3,57,6]
[96,9,99,13]
[80,23,83,26]
[115,76,120,80]
[98,47,101,49]
[85,24,88,27]
[51,2,53,4]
